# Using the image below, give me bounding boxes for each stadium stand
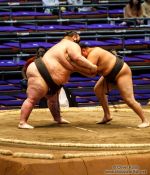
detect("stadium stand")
[0,0,150,109]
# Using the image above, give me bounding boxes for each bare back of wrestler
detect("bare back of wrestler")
[18,32,97,129]
[27,40,77,95]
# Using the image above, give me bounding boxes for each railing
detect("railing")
[0,3,125,22]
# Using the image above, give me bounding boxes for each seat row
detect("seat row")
[0,72,149,109]
[64,73,150,107]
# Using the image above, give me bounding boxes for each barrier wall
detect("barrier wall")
[0,153,150,175]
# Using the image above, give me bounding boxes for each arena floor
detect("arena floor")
[0,105,150,175]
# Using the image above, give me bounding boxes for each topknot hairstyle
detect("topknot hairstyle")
[64,31,79,37]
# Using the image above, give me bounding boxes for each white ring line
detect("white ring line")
[75,127,98,133]
[1,138,150,148]
[63,149,150,159]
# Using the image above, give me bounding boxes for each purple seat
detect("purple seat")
[99,9,123,15]
[64,81,95,88]
[140,74,150,78]
[97,9,107,14]
[0,81,8,85]
[0,60,25,67]
[124,57,143,62]
[77,11,100,15]
[16,60,26,66]
[0,60,18,67]
[109,90,120,96]
[69,24,87,29]
[69,76,99,82]
[62,10,100,15]
[0,100,24,106]
[133,80,150,85]
[75,98,89,103]
[21,25,55,31]
[4,42,20,48]
[72,91,95,97]
[106,39,122,45]
[0,95,16,100]
[80,40,111,46]
[98,9,108,14]
[88,96,98,102]
[108,96,121,102]
[124,39,147,45]
[21,24,76,31]
[0,26,28,32]
[12,11,52,17]
[5,42,54,49]
[0,45,12,49]
[13,93,27,99]
[0,85,21,91]
[132,75,143,79]
[7,79,21,84]
[69,77,92,82]
[135,94,150,100]
[78,82,95,87]
[60,11,75,15]
[107,38,147,46]
[134,89,150,94]
[64,83,79,88]
[108,9,123,14]
[54,25,76,30]
[91,76,100,81]
[87,23,127,29]
[142,94,150,99]
[136,54,150,60]
[0,12,10,16]
[11,11,46,17]
[88,96,120,102]
[0,0,15,2]
[30,12,53,16]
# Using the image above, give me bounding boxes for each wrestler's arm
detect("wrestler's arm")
[67,58,90,73]
[75,49,99,77]
[71,62,97,77]
[67,43,97,73]
[78,71,97,77]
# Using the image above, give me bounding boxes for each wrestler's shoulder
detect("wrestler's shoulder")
[92,47,103,53]
[61,39,78,45]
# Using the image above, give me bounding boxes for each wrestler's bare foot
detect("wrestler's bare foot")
[96,117,113,124]
[138,121,150,128]
[54,118,71,124]
[18,122,34,129]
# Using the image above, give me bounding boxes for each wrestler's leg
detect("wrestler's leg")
[19,78,47,129]
[46,91,70,124]
[116,65,149,128]
[94,77,112,124]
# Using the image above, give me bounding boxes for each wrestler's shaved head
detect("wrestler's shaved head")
[64,31,80,44]
[64,31,79,37]
[79,42,90,58]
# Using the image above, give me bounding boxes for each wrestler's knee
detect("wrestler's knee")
[26,97,37,106]
[124,96,139,107]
